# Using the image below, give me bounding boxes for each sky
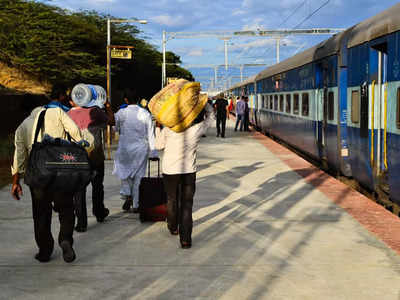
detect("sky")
[42,0,400,91]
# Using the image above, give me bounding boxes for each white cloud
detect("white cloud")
[232,9,246,16]
[187,48,204,57]
[86,0,115,3]
[241,0,252,8]
[223,37,299,58]
[241,20,264,31]
[151,15,187,27]
[230,39,276,51]
[174,47,204,57]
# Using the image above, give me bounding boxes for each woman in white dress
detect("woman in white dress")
[113,90,157,212]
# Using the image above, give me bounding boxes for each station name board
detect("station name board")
[111,49,132,59]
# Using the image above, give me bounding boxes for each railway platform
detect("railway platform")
[1,119,400,299]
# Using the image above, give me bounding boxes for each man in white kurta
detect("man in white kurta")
[113,95,157,212]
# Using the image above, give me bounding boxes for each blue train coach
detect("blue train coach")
[231,3,400,208]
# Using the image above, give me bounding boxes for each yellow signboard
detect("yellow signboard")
[167,77,180,85]
[111,49,132,59]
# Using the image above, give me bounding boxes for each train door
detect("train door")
[257,93,263,130]
[251,93,255,125]
[369,43,389,192]
[316,63,328,164]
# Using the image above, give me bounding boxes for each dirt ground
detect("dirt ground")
[0,135,13,189]
[0,160,11,188]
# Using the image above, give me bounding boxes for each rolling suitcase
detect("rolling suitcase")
[139,158,167,222]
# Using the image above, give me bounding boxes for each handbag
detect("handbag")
[24,109,93,193]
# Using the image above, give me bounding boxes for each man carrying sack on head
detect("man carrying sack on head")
[150,79,213,249]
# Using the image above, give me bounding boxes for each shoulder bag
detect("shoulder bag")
[24,109,93,193]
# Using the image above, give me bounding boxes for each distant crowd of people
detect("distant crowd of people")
[10,84,212,263]
[210,94,251,138]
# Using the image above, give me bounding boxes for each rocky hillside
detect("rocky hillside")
[0,62,50,95]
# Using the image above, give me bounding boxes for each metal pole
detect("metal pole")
[107,19,111,102]
[240,65,244,82]
[162,30,166,88]
[106,18,112,160]
[224,39,228,71]
[105,18,147,159]
[276,38,280,63]
[214,66,218,86]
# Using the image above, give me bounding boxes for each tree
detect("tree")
[0,0,194,103]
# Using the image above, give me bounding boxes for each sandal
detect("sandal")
[122,198,132,212]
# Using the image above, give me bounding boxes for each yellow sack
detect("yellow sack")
[149,79,208,132]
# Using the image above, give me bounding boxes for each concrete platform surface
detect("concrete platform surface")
[1,120,400,300]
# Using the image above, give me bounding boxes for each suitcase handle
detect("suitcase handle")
[147,157,161,178]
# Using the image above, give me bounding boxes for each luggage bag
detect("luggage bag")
[139,158,167,222]
[25,109,92,193]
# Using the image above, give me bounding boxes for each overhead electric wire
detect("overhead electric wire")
[196,0,331,91]
[293,0,330,29]
[278,0,308,27]
[233,0,306,63]
[255,0,330,59]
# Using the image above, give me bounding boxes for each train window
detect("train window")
[279,95,284,112]
[397,88,400,129]
[328,92,334,121]
[293,94,299,115]
[302,93,309,116]
[351,90,360,123]
[274,95,278,111]
[286,94,291,113]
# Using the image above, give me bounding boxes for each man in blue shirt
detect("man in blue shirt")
[234,97,246,132]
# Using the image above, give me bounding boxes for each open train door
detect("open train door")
[369,42,389,195]
[316,63,328,168]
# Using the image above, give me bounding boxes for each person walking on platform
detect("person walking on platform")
[228,96,234,113]
[11,84,85,263]
[234,96,246,132]
[113,89,158,213]
[155,103,213,249]
[213,94,229,138]
[68,94,114,232]
[244,96,250,132]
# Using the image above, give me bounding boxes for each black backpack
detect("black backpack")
[24,109,93,193]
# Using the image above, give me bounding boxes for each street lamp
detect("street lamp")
[107,18,147,104]
[106,18,147,159]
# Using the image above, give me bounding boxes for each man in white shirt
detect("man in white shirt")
[113,90,158,213]
[11,84,84,263]
[155,103,213,249]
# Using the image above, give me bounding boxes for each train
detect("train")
[225,3,400,211]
